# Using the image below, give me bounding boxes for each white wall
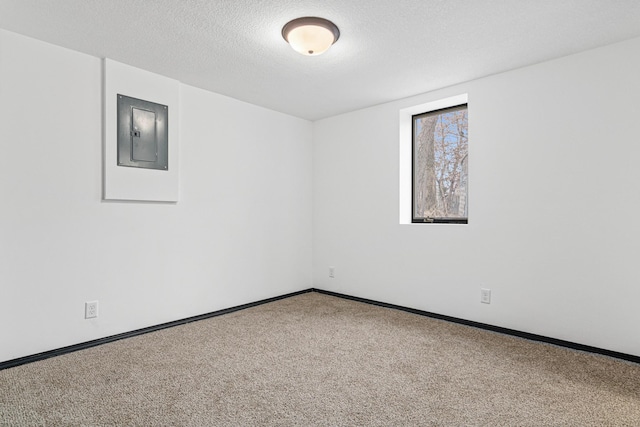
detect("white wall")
[313,36,640,357]
[0,30,312,363]
[3,27,639,364]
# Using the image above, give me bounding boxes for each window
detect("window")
[412,104,468,224]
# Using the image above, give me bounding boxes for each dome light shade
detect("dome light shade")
[282,17,340,56]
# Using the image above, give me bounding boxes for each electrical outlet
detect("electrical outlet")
[480,288,491,304]
[85,301,98,319]
[329,266,335,278]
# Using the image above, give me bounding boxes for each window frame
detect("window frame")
[411,103,468,224]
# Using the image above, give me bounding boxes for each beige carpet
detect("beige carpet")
[1,292,639,426]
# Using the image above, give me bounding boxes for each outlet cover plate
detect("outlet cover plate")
[85,301,98,319]
[480,288,491,304]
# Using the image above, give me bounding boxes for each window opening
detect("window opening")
[412,104,468,224]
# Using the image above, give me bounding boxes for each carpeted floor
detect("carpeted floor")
[1,292,639,426]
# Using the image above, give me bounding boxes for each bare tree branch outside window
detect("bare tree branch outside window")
[413,104,468,222]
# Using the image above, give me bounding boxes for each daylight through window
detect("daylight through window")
[412,104,468,224]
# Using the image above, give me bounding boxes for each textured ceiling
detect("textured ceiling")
[1,0,640,120]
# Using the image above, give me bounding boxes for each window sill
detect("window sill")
[412,218,468,224]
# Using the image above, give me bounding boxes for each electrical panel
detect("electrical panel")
[117,94,168,170]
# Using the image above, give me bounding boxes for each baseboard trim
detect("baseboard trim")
[3,287,638,370]
[312,288,640,365]
[0,289,313,371]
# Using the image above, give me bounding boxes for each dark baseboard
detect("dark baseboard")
[0,288,313,371]
[312,288,640,365]
[3,286,638,370]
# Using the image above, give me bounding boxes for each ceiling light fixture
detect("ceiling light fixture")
[282,17,340,56]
